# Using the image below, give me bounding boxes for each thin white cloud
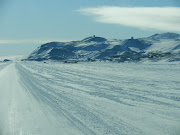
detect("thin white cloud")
[0,55,23,60]
[79,7,180,31]
[0,39,72,45]
[0,40,32,44]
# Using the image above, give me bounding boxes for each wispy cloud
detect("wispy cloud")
[0,39,71,45]
[78,7,180,31]
[0,40,33,44]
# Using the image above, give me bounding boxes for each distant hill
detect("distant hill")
[24,33,180,62]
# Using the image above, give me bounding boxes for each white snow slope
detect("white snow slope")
[0,61,180,135]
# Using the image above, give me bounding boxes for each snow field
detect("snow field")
[0,61,180,135]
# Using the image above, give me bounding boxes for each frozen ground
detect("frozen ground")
[0,61,180,135]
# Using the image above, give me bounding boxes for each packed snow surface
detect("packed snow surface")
[0,61,180,135]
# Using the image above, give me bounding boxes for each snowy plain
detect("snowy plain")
[0,61,180,135]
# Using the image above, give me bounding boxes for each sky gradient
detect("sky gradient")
[0,0,180,56]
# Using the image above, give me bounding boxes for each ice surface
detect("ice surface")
[0,62,180,135]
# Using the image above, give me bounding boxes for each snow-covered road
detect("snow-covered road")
[0,62,180,135]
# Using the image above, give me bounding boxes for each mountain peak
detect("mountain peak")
[148,32,180,40]
[123,38,151,50]
[41,42,66,48]
[82,35,107,42]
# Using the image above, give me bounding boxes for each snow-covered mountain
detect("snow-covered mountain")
[25,33,180,62]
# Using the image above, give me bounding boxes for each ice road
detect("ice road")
[0,62,180,135]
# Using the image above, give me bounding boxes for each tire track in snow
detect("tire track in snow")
[0,63,84,135]
[17,63,136,135]
[17,62,180,135]
[20,62,180,109]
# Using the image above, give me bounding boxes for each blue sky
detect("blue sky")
[0,0,180,56]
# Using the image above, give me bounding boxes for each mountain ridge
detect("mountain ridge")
[24,32,180,62]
